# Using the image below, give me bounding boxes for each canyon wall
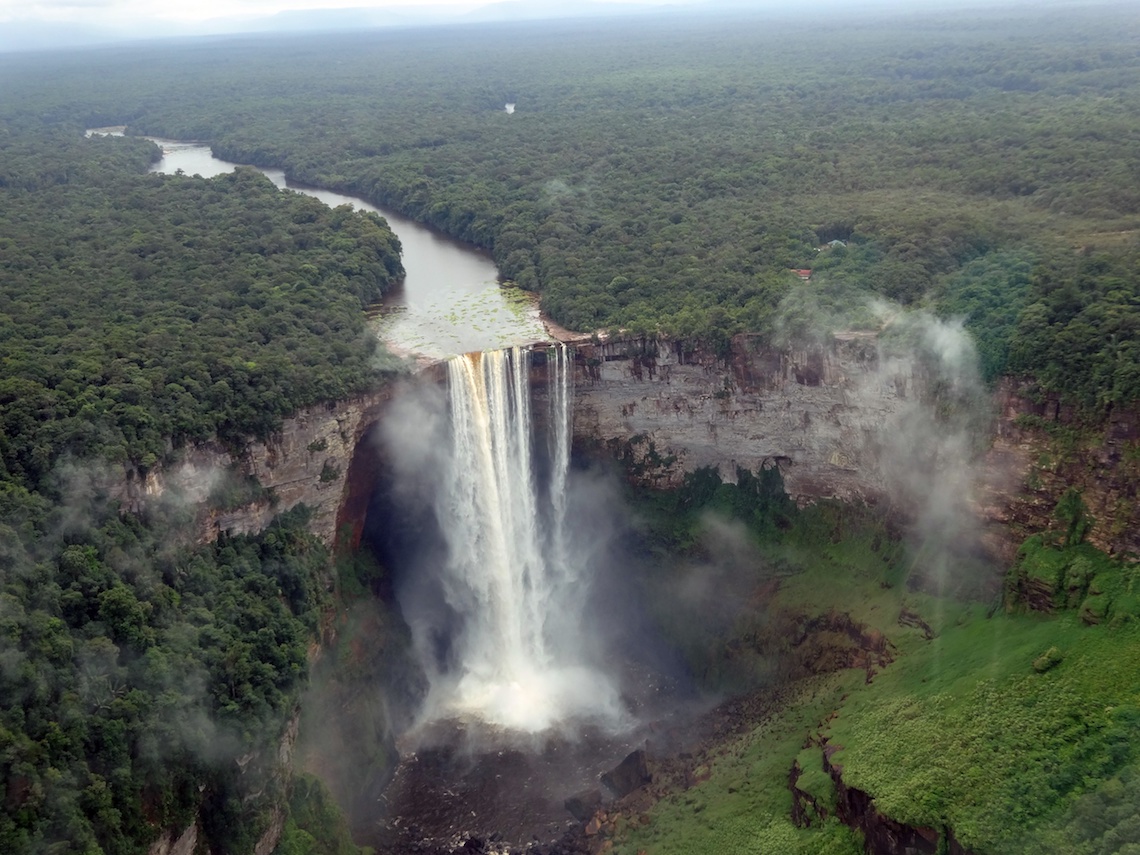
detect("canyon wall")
[110,387,391,548]
[122,334,905,550]
[566,334,935,503]
[113,336,1138,564]
[983,378,1140,559]
[118,335,1136,855]
[563,335,1138,561]
[116,390,391,855]
[114,335,897,551]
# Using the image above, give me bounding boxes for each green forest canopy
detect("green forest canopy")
[0,130,403,490]
[3,3,1136,407]
[0,105,402,854]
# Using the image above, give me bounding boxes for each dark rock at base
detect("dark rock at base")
[531,825,591,855]
[601,749,651,799]
[564,788,603,822]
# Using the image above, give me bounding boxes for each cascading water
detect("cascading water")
[372,345,672,851]
[420,343,621,732]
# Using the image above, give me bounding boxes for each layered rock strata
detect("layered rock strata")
[982,378,1140,559]
[113,337,1139,564]
[110,388,391,547]
[567,334,934,504]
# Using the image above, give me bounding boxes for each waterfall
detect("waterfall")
[546,342,573,587]
[426,344,619,732]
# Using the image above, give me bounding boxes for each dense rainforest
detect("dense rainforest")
[0,129,402,490]
[0,2,1138,854]
[4,3,1136,406]
[0,112,402,851]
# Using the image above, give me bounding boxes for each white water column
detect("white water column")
[547,342,574,580]
[444,346,549,681]
[434,344,616,732]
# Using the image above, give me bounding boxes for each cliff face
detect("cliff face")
[111,388,391,548]
[115,337,1138,564]
[146,823,198,855]
[566,336,1139,563]
[119,338,1135,855]
[115,393,392,854]
[142,708,301,855]
[982,378,1140,559]
[567,334,939,504]
[818,745,974,855]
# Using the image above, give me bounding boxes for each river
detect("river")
[88,129,549,360]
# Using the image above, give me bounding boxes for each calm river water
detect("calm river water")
[91,130,549,360]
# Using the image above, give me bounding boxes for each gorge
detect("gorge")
[81,322,1140,854]
[117,322,1140,854]
[127,329,1139,568]
[72,129,1140,855]
[6,15,1140,853]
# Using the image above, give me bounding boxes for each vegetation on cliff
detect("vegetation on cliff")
[0,130,402,492]
[0,3,1138,851]
[0,503,329,854]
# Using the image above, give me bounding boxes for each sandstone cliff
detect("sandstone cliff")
[564,336,1139,565]
[111,388,391,548]
[115,335,1137,567]
[565,333,963,505]
[981,378,1140,559]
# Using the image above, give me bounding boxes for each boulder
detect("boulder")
[601,749,650,800]
[564,787,603,822]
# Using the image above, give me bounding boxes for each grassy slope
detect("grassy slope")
[611,499,1139,855]
[619,672,866,855]
[830,612,1140,852]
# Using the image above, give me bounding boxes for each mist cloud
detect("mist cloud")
[779,285,993,592]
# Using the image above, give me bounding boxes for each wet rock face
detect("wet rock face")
[600,750,651,800]
[145,822,198,855]
[112,338,1140,564]
[567,334,921,505]
[563,789,602,823]
[567,338,1140,567]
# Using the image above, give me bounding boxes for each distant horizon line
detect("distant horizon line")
[0,0,1121,55]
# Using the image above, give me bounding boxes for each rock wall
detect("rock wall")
[125,337,1135,855]
[111,388,392,548]
[982,378,1140,559]
[115,337,1138,572]
[252,709,303,855]
[567,334,929,504]
[565,336,1139,564]
[146,822,198,855]
[120,385,390,855]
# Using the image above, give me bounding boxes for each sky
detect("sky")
[0,0,680,26]
[0,0,1079,49]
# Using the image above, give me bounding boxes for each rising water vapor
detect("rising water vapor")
[778,286,994,591]
[871,309,993,593]
[382,345,624,734]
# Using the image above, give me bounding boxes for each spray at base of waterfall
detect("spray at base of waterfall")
[382,344,628,735]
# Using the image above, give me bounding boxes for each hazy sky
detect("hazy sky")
[0,0,677,26]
